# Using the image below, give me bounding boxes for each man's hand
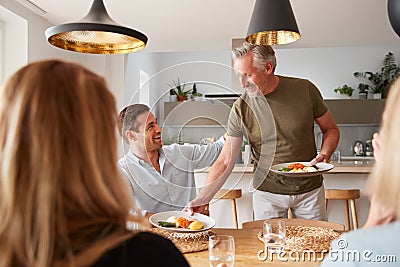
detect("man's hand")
[310,153,328,165]
[183,198,210,215]
[183,204,209,216]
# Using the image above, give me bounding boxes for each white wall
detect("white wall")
[126,45,400,108]
[0,1,126,109]
[125,50,233,119]
[275,45,400,99]
[0,1,128,155]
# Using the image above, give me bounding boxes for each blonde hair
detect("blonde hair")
[367,77,400,218]
[0,60,145,267]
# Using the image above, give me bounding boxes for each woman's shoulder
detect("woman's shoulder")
[321,222,400,266]
[93,231,190,267]
[341,221,400,241]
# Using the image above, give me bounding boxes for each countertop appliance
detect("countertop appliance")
[353,141,365,156]
[365,140,373,156]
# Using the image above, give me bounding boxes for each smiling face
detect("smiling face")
[135,111,163,152]
[233,52,273,96]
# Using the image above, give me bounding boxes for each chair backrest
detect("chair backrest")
[213,189,242,200]
[212,189,242,229]
[325,189,360,200]
[242,218,345,232]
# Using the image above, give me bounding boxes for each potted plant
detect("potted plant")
[169,78,192,102]
[370,84,384,99]
[357,83,369,99]
[191,83,203,101]
[334,85,354,99]
[169,88,177,102]
[354,52,400,99]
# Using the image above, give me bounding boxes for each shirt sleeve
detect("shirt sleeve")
[226,105,244,138]
[190,139,225,169]
[308,80,328,118]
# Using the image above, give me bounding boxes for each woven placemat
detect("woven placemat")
[149,228,215,253]
[257,225,340,252]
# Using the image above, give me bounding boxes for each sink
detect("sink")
[341,156,374,160]
[339,156,375,165]
[339,160,373,165]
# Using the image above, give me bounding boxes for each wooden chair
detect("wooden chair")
[213,189,242,229]
[242,218,345,232]
[288,208,293,219]
[325,189,360,231]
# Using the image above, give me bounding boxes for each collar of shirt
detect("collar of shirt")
[128,149,166,173]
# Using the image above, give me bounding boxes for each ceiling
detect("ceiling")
[27,0,400,52]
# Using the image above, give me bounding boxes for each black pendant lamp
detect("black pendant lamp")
[246,0,300,45]
[388,0,400,38]
[45,0,148,54]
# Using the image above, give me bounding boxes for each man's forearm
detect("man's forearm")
[196,159,236,204]
[188,136,242,208]
[320,128,340,160]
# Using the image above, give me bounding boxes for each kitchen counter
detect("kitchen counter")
[195,163,373,174]
[195,163,253,173]
[328,163,373,174]
[195,162,373,228]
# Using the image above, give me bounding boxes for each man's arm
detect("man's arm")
[312,111,340,164]
[190,135,226,169]
[185,135,243,214]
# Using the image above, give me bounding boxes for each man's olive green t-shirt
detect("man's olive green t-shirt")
[227,76,328,195]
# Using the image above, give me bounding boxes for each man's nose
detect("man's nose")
[155,124,162,132]
[239,76,249,88]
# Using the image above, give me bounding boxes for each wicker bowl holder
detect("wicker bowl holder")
[257,225,341,252]
[149,228,215,253]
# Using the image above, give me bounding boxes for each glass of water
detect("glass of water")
[263,220,286,253]
[209,235,235,267]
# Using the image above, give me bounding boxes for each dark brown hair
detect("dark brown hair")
[118,104,150,141]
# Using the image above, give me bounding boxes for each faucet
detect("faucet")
[316,132,323,149]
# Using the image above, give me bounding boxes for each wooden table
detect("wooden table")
[184,228,325,267]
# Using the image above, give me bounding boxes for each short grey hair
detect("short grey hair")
[232,42,277,72]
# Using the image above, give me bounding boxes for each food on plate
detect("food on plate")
[158,216,204,230]
[176,217,191,228]
[188,220,204,230]
[166,216,177,223]
[279,163,318,173]
[158,221,176,227]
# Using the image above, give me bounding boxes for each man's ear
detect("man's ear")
[264,61,273,75]
[125,130,137,141]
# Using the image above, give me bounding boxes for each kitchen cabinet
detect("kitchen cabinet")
[164,101,231,126]
[325,99,385,125]
[164,99,385,126]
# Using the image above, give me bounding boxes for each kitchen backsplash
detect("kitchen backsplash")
[162,124,378,160]
[314,125,380,157]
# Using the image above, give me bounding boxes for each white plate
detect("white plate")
[269,162,334,177]
[149,211,215,232]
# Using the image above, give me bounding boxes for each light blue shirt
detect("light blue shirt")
[321,221,400,266]
[118,140,224,215]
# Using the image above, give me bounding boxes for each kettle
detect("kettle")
[353,141,365,156]
[365,140,373,156]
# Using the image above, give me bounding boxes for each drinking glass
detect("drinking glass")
[263,220,286,253]
[209,235,235,267]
